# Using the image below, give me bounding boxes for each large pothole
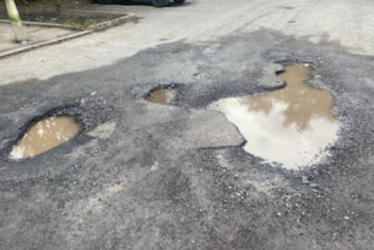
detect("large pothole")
[208,64,340,170]
[9,115,84,160]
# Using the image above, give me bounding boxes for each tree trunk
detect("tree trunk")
[4,0,26,42]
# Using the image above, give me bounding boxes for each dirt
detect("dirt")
[0,0,120,26]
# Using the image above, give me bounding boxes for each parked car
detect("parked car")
[96,0,185,8]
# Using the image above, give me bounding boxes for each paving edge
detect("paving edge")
[0,30,93,59]
[0,13,136,58]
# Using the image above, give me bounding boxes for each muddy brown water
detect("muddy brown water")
[209,64,339,170]
[9,115,83,160]
[146,89,174,105]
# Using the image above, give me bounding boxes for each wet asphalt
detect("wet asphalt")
[1,30,374,249]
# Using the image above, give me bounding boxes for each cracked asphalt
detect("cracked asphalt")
[1,1,374,249]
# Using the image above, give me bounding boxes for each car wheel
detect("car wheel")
[152,0,169,7]
[173,0,185,3]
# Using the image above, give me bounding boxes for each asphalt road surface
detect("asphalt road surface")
[1,0,374,249]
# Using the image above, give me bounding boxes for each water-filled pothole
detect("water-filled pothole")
[209,64,339,170]
[146,88,174,105]
[9,115,84,160]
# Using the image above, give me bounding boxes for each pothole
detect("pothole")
[146,88,175,105]
[208,64,339,170]
[9,115,84,160]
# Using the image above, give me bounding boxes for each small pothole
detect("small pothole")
[209,64,339,170]
[9,115,84,160]
[146,88,175,105]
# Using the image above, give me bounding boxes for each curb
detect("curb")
[0,13,136,59]
[89,14,137,31]
[0,30,93,59]
[0,13,136,31]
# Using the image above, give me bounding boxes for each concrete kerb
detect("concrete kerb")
[0,30,93,59]
[89,14,137,31]
[0,13,136,59]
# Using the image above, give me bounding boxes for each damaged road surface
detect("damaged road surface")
[208,64,340,170]
[1,31,374,250]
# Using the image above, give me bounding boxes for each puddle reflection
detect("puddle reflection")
[209,64,339,169]
[10,115,83,160]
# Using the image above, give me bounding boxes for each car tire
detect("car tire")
[152,0,169,7]
[173,0,185,3]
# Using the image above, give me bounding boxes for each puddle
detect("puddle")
[208,64,339,170]
[9,115,84,160]
[146,88,174,105]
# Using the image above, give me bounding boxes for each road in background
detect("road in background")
[0,0,373,85]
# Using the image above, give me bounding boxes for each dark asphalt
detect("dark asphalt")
[1,30,374,250]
